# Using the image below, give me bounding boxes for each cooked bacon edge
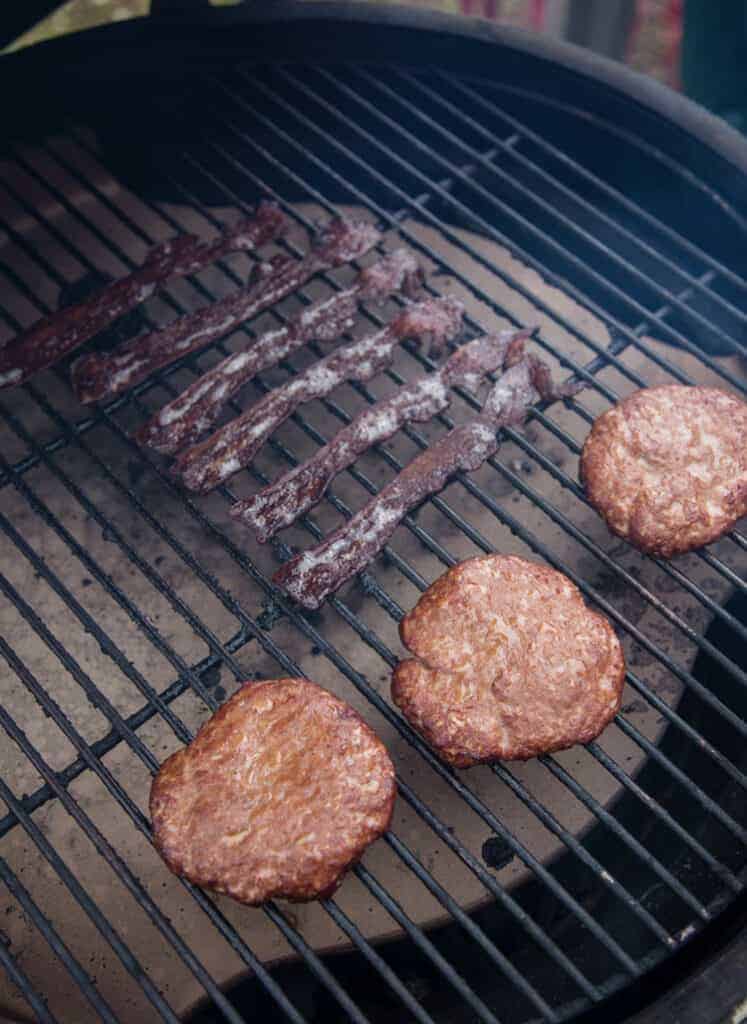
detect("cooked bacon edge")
[231,327,532,541]
[273,352,582,609]
[135,249,421,455]
[0,201,288,390]
[71,219,381,404]
[173,297,464,494]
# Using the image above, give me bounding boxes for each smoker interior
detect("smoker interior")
[0,8,746,1024]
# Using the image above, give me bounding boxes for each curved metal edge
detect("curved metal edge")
[627,899,747,1024]
[1,4,746,1022]
[274,2,747,174]
[2,0,747,175]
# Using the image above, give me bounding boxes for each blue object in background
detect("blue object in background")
[681,0,747,134]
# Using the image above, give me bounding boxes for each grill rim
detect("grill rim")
[1,8,745,1024]
[2,0,747,185]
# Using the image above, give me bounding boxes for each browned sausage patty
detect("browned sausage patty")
[580,385,747,557]
[150,678,395,904]
[391,556,625,766]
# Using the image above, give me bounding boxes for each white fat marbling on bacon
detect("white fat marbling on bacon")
[136,249,419,455]
[177,315,238,352]
[107,359,149,394]
[175,297,463,494]
[273,352,581,608]
[358,248,420,300]
[0,368,22,386]
[321,220,381,264]
[286,500,402,595]
[231,329,524,542]
[72,218,381,405]
[217,456,243,481]
[1,201,288,391]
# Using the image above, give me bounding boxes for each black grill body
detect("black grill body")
[0,6,745,1024]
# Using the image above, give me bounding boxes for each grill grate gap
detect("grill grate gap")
[0,53,744,1024]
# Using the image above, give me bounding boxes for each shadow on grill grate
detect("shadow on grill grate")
[0,31,745,1024]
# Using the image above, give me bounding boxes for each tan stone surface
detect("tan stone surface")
[0,174,743,1021]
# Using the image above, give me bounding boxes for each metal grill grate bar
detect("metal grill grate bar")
[0,855,119,1024]
[488,765,678,942]
[4,112,741,888]
[200,75,747,585]
[414,72,746,313]
[0,385,590,1016]
[352,863,500,1024]
[168,135,747,703]
[0,57,745,1024]
[441,74,746,289]
[382,832,557,1021]
[319,899,440,1024]
[539,755,710,918]
[338,65,745,357]
[1,366,598,1018]
[2,123,741,884]
[243,67,747,390]
[0,927,60,1024]
[584,742,742,893]
[392,774,603,998]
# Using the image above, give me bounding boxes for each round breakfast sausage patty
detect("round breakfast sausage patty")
[391,556,625,766]
[150,678,395,904]
[580,385,747,557]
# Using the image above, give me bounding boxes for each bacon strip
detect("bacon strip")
[174,297,464,495]
[231,327,532,542]
[135,249,421,455]
[71,219,382,404]
[273,354,583,609]
[0,202,287,390]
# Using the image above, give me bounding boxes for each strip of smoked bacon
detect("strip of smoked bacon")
[0,201,287,389]
[174,297,464,495]
[232,328,531,541]
[274,353,582,609]
[136,249,420,455]
[71,219,381,403]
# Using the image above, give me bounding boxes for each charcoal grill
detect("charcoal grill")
[0,4,746,1023]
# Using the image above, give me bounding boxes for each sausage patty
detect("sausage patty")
[150,678,395,904]
[391,556,625,766]
[580,385,747,557]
